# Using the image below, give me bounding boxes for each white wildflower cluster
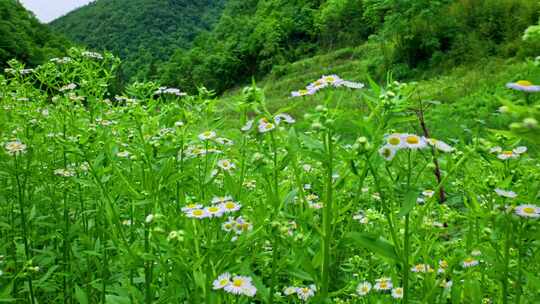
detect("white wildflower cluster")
[291,75,364,97]
[82,51,103,60]
[154,87,187,97]
[54,168,76,177]
[494,188,517,199]
[241,113,295,133]
[50,57,72,64]
[489,146,527,160]
[357,277,402,299]
[379,133,454,161]
[411,263,435,273]
[213,273,257,297]
[182,197,241,219]
[283,284,317,301]
[221,216,253,236]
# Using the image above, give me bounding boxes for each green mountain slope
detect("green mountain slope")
[0,0,69,68]
[162,0,539,94]
[51,0,226,80]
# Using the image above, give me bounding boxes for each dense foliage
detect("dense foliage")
[1,49,539,303]
[0,0,69,69]
[51,0,226,80]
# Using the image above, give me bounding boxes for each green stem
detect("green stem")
[321,131,334,299]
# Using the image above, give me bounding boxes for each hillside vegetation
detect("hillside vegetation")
[0,0,69,68]
[51,0,227,80]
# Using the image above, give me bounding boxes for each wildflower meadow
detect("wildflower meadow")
[0,49,539,304]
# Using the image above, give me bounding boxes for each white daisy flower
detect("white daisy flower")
[274,113,295,124]
[185,208,209,219]
[515,204,540,218]
[307,79,328,91]
[379,145,396,161]
[356,281,372,296]
[321,74,343,87]
[205,205,225,218]
[213,273,231,290]
[513,146,527,154]
[494,188,517,199]
[402,134,427,149]
[506,80,540,92]
[422,190,435,198]
[462,257,479,268]
[5,140,27,155]
[296,285,316,301]
[198,131,216,141]
[258,121,276,133]
[224,276,254,295]
[283,286,297,295]
[386,133,404,149]
[291,89,316,97]
[427,138,454,152]
[340,80,365,89]
[181,203,202,212]
[221,201,241,213]
[497,150,519,160]
[217,159,236,171]
[241,120,254,131]
[374,277,393,291]
[391,287,404,299]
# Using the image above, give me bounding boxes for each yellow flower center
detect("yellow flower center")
[380,282,388,289]
[265,123,274,130]
[299,90,308,95]
[232,279,244,287]
[382,148,392,157]
[503,151,513,156]
[406,136,419,144]
[523,207,535,214]
[225,202,236,209]
[516,80,532,86]
[388,137,401,146]
[192,209,204,216]
[208,207,219,213]
[219,279,228,286]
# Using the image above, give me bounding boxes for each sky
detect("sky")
[20,0,94,23]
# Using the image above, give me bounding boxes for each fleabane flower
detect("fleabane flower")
[5,140,27,155]
[217,159,236,171]
[221,201,241,213]
[241,120,254,131]
[291,89,316,97]
[506,80,540,92]
[283,286,297,296]
[223,275,256,297]
[296,285,316,301]
[374,277,393,291]
[258,121,276,133]
[205,205,225,218]
[181,203,202,212]
[198,131,216,141]
[340,80,365,89]
[494,188,517,199]
[386,133,404,149]
[515,204,540,218]
[356,281,372,296]
[274,113,295,124]
[185,208,209,219]
[391,287,404,299]
[211,195,233,204]
[497,150,519,160]
[462,257,479,268]
[402,134,427,149]
[427,138,454,152]
[213,273,231,290]
[379,145,396,161]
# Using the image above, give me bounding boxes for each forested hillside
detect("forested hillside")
[51,0,227,80]
[161,0,540,93]
[0,0,69,68]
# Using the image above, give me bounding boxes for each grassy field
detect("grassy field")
[0,48,539,303]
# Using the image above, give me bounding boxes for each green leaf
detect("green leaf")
[288,268,314,281]
[74,285,89,304]
[398,190,418,217]
[347,232,400,261]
